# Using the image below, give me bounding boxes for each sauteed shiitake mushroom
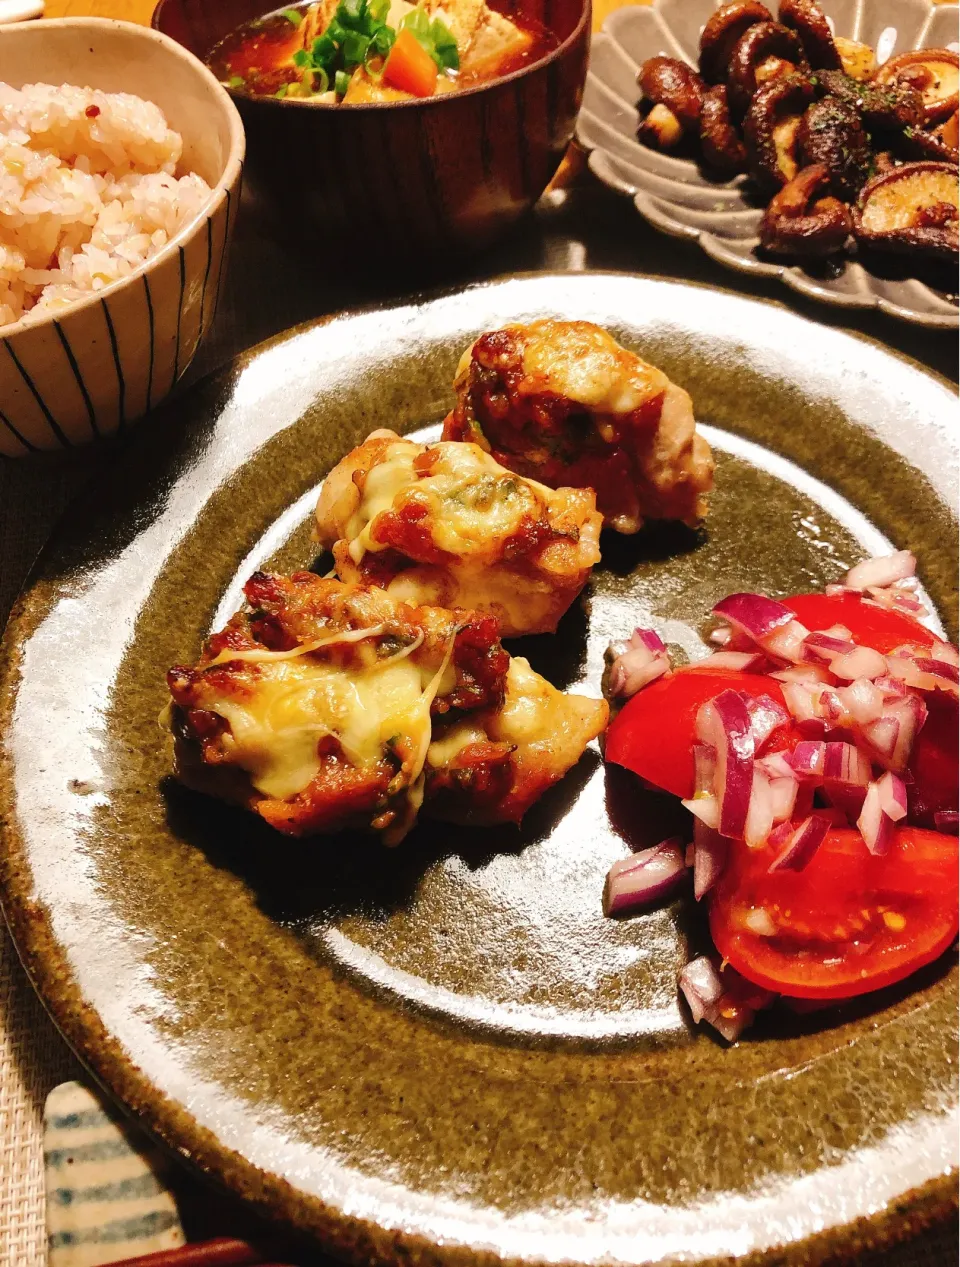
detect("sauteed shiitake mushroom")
[634,0,959,274]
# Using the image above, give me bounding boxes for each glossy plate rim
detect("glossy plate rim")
[0,271,957,1267]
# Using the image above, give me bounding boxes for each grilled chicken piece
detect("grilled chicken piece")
[442,319,714,534]
[166,572,606,842]
[315,429,602,638]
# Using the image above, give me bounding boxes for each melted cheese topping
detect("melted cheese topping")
[345,439,545,563]
[517,321,669,416]
[486,656,559,746]
[207,643,454,802]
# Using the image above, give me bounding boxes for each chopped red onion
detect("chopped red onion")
[692,743,717,796]
[768,814,830,872]
[681,794,720,829]
[825,583,846,597]
[692,819,727,899]
[909,657,959,698]
[695,691,755,840]
[678,956,724,1024]
[712,593,794,642]
[934,810,959,835]
[789,741,826,778]
[779,681,823,728]
[842,678,885,725]
[887,695,927,772]
[802,630,857,663]
[766,819,794,850]
[866,586,927,616]
[608,632,671,699]
[873,675,910,700]
[744,769,776,849]
[818,688,844,722]
[758,751,795,780]
[876,770,908,822]
[843,551,916,591]
[632,626,667,653]
[761,618,810,663]
[696,650,766,672]
[772,663,833,685]
[745,693,790,751]
[710,626,732,646]
[861,715,900,761]
[857,781,893,856]
[822,741,871,788]
[830,645,887,681]
[931,640,960,667]
[603,839,687,916]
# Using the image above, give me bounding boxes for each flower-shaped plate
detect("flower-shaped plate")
[577,0,960,327]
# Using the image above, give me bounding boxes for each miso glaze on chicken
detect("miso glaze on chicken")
[166,572,607,843]
[442,319,714,534]
[315,429,602,637]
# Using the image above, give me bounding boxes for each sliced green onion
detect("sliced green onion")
[275,83,289,97]
[227,74,245,88]
[335,68,352,96]
[280,6,302,23]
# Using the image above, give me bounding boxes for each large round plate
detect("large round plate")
[576,0,960,328]
[1,274,957,1265]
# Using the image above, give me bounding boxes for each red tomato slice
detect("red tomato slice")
[783,592,937,653]
[709,826,959,998]
[605,669,799,799]
[907,695,959,824]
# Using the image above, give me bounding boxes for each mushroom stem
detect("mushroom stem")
[759,162,853,256]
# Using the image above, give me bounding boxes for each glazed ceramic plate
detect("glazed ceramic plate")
[1,274,958,1265]
[576,0,960,328]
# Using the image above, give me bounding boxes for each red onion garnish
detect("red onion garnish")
[876,770,908,821]
[695,690,755,840]
[745,693,790,750]
[697,650,766,672]
[678,956,724,1024]
[712,593,794,642]
[692,819,727,899]
[802,630,857,663]
[931,640,960,666]
[603,839,687,916]
[761,619,810,664]
[857,781,893,856]
[822,741,871,789]
[829,645,887,681]
[843,551,916,592]
[608,628,672,699]
[788,741,826,778]
[768,814,830,872]
[744,768,775,849]
[692,742,716,796]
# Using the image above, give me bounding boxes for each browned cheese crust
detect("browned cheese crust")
[441,319,714,534]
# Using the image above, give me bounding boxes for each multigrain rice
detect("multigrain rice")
[0,82,212,327]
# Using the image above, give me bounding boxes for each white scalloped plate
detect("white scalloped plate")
[577,0,960,327]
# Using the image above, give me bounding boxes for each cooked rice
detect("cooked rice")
[0,82,212,327]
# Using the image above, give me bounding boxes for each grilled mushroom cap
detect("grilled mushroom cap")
[797,96,871,200]
[698,0,770,85]
[875,49,959,126]
[777,0,840,70]
[700,83,749,175]
[637,56,707,150]
[854,160,959,265]
[728,21,811,118]
[759,162,853,255]
[744,73,816,192]
[815,69,925,132]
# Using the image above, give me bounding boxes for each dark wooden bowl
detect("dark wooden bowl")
[152,0,590,258]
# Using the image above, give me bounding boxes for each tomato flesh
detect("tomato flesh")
[605,668,799,799]
[709,827,959,998]
[783,592,937,653]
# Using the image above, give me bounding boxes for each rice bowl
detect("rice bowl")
[0,18,243,455]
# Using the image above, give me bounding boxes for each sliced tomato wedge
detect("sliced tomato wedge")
[605,669,799,799]
[907,695,959,824]
[783,592,937,653]
[709,826,959,998]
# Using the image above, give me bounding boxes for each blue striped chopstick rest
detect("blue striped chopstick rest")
[44,1080,185,1267]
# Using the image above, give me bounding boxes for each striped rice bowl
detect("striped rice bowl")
[0,81,212,328]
